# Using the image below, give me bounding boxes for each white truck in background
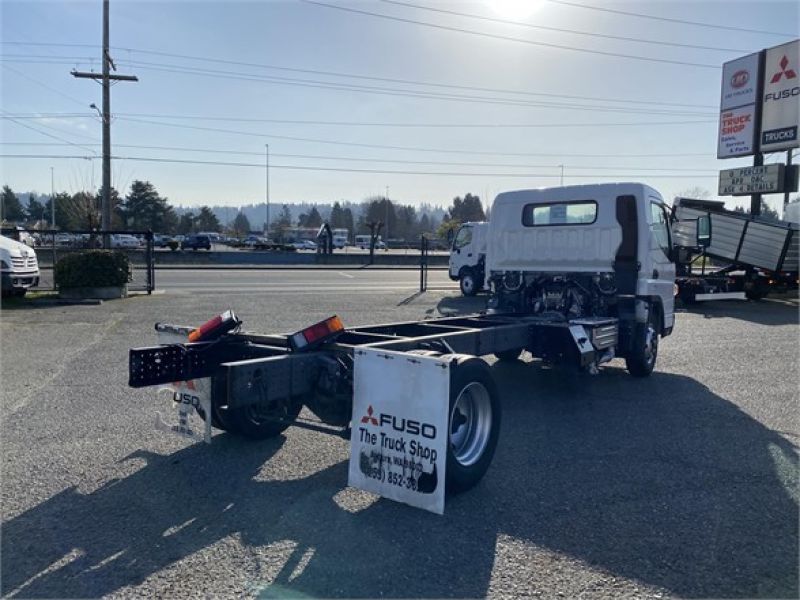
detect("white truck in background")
[448,221,488,296]
[0,234,40,297]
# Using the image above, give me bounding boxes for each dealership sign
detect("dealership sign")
[760,40,800,152]
[349,347,449,514]
[718,164,785,196]
[717,53,760,158]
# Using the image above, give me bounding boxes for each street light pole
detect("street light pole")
[50,166,55,229]
[265,143,270,237]
[385,185,389,243]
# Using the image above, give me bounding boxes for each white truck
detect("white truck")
[128,183,690,509]
[0,234,40,297]
[448,221,488,296]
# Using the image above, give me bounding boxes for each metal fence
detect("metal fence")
[2,228,155,293]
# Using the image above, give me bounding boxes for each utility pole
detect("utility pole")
[265,144,270,238]
[50,167,55,229]
[559,164,565,186]
[385,185,389,243]
[72,0,137,246]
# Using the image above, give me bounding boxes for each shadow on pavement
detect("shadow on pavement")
[436,294,486,316]
[677,296,799,327]
[2,366,797,598]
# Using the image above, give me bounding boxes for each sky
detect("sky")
[1,0,798,213]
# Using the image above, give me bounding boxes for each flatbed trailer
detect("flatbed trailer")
[672,197,799,302]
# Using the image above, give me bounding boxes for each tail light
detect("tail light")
[188,309,240,342]
[290,315,344,351]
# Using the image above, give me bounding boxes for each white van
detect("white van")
[448,221,488,296]
[1,234,40,297]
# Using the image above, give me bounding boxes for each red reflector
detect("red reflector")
[188,310,239,342]
[290,316,344,351]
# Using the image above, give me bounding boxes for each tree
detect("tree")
[269,204,292,241]
[1,185,25,222]
[64,191,101,230]
[119,180,178,233]
[329,202,346,228]
[733,200,781,222]
[298,206,323,228]
[26,193,46,224]
[43,192,72,230]
[196,206,221,232]
[446,193,485,223]
[676,187,712,200]
[231,211,251,237]
[342,207,355,238]
[178,212,196,235]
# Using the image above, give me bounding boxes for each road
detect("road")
[154,267,457,294]
[1,289,797,599]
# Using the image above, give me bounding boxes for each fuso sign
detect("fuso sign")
[760,40,800,152]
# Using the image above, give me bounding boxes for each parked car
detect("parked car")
[181,234,212,251]
[153,234,174,248]
[110,234,142,249]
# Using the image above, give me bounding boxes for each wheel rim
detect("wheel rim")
[462,274,475,294]
[450,382,492,467]
[644,324,658,367]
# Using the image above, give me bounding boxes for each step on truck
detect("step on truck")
[449,221,488,297]
[129,183,697,513]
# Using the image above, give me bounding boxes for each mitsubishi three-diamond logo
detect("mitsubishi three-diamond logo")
[360,404,379,425]
[770,55,797,84]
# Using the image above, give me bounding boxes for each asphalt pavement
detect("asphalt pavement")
[1,288,797,599]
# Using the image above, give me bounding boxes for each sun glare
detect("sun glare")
[489,0,542,20]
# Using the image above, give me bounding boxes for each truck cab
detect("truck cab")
[449,221,488,296]
[1,234,40,297]
[486,183,675,376]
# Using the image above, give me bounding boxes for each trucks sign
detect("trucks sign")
[760,40,800,152]
[718,164,785,196]
[717,53,760,158]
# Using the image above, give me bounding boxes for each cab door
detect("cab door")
[449,225,474,278]
[645,199,676,330]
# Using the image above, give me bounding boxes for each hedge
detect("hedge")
[54,250,132,289]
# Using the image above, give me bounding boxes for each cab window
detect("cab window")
[522,200,597,226]
[453,226,472,249]
[650,201,671,258]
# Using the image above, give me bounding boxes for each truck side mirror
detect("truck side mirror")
[696,215,711,248]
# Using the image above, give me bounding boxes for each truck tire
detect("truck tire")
[625,312,659,378]
[459,269,479,297]
[226,396,303,439]
[446,357,501,494]
[494,348,524,362]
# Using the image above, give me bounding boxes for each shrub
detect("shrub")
[54,250,132,289]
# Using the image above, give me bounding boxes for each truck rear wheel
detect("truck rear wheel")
[625,313,659,377]
[459,269,479,297]
[227,396,303,439]
[446,358,501,494]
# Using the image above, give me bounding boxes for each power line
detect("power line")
[0,153,718,178]
[378,0,747,53]
[116,59,714,116]
[0,111,716,127]
[115,115,716,158]
[547,0,797,37]
[299,0,720,69]
[0,113,98,154]
[3,41,717,109]
[0,141,720,171]
[1,63,90,108]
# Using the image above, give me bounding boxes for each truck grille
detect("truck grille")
[10,257,25,269]
[27,255,37,268]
